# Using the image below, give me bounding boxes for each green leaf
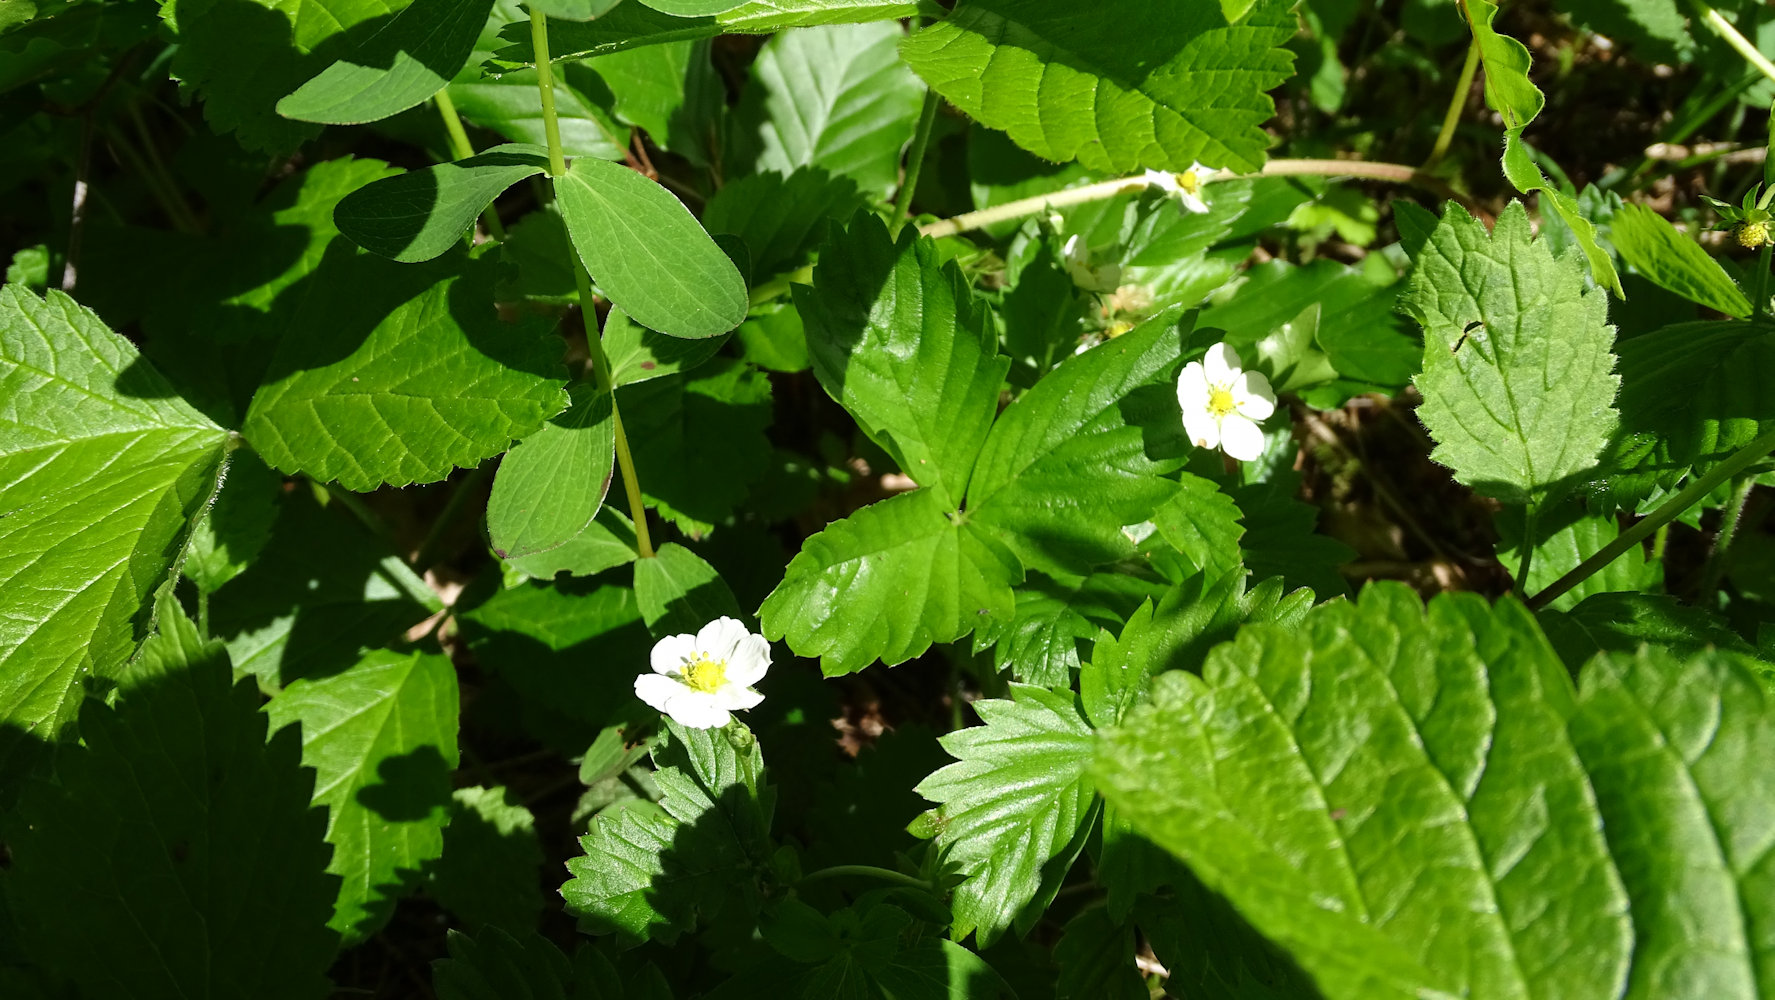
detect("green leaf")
[556,155,749,339]
[265,648,461,943]
[184,450,283,595]
[427,785,545,932]
[592,37,723,167]
[0,286,228,787]
[1096,584,1639,1000]
[529,0,623,19]
[489,381,616,562]
[159,0,404,151]
[1054,908,1146,1000]
[1611,203,1751,317]
[623,358,774,533]
[640,0,748,14]
[562,719,772,945]
[966,311,1186,577]
[702,168,865,283]
[1151,472,1245,581]
[242,244,568,491]
[1402,201,1619,505]
[979,571,1158,688]
[605,307,728,386]
[797,213,1008,509]
[5,606,339,998]
[733,22,924,199]
[504,506,640,580]
[1496,509,1654,612]
[334,144,551,262]
[634,541,744,638]
[761,489,1020,675]
[916,683,1095,947]
[899,0,1297,173]
[1538,593,1754,671]
[432,926,576,1000]
[1230,475,1353,598]
[277,0,497,123]
[494,1,922,62]
[449,0,628,161]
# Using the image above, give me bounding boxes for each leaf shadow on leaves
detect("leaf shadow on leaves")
[791,210,900,405]
[418,787,545,933]
[357,744,453,822]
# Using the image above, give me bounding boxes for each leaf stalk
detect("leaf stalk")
[893,88,941,231]
[433,88,507,241]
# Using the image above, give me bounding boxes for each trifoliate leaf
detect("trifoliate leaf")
[494,0,922,62]
[796,213,1008,510]
[898,0,1297,173]
[915,683,1095,947]
[427,785,545,933]
[489,381,616,563]
[334,144,551,263]
[6,607,339,999]
[702,168,865,284]
[1096,584,1642,1000]
[242,243,568,491]
[966,311,1187,577]
[760,489,1020,676]
[0,286,228,788]
[1611,203,1751,317]
[265,648,461,944]
[623,358,773,534]
[277,0,497,124]
[1402,201,1619,505]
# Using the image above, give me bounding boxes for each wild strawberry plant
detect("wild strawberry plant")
[3,0,1775,997]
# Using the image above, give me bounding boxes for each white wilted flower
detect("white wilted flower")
[1143,163,1220,214]
[635,616,770,729]
[1177,342,1276,463]
[1060,234,1121,292]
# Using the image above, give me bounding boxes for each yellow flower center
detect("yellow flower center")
[1207,386,1237,418]
[1177,169,1201,195]
[682,656,728,693]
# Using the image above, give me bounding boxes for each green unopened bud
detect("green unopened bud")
[1735,220,1770,249]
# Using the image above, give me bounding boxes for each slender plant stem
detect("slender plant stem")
[529,6,569,178]
[798,865,932,891]
[1697,475,1755,598]
[1513,505,1538,598]
[1695,0,1775,86]
[434,88,507,241]
[1425,38,1480,169]
[894,89,940,230]
[62,116,93,291]
[1752,241,1772,321]
[918,158,1479,239]
[125,100,202,234]
[1529,425,1775,610]
[197,589,210,642]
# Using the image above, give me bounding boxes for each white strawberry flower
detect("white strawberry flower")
[1060,234,1121,292]
[635,616,770,729]
[1143,162,1220,214]
[1177,342,1276,462]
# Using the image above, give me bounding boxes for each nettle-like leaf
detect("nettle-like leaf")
[1610,203,1751,317]
[278,0,497,124]
[494,0,923,63]
[593,37,725,168]
[6,606,339,998]
[265,648,461,944]
[427,785,545,933]
[242,244,568,491]
[916,684,1096,947]
[335,144,552,263]
[488,381,617,563]
[702,168,866,284]
[899,0,1297,173]
[0,286,229,787]
[1097,582,1775,1000]
[562,720,773,945]
[1537,592,1754,672]
[624,358,774,534]
[1402,201,1619,505]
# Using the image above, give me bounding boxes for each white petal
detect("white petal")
[635,673,684,713]
[1176,362,1211,411]
[668,693,732,729]
[1062,234,1084,261]
[1202,342,1242,384]
[695,617,750,663]
[1232,371,1277,420]
[726,633,772,686]
[1219,413,1266,462]
[649,635,697,675]
[1179,191,1210,214]
[714,685,766,712]
[1182,409,1222,451]
[1142,168,1179,194]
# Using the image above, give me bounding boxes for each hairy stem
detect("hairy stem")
[1513,505,1538,599]
[1424,38,1480,169]
[1529,425,1775,609]
[1695,0,1775,86]
[1697,475,1754,598]
[894,89,940,230]
[434,88,507,241]
[798,865,932,891]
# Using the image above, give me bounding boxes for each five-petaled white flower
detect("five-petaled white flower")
[635,617,770,729]
[1143,163,1219,214]
[1061,234,1122,292]
[1177,343,1276,462]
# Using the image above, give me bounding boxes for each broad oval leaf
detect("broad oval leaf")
[528,0,624,20]
[278,0,497,124]
[488,381,617,562]
[493,0,921,62]
[335,143,551,262]
[637,0,746,13]
[1611,203,1751,318]
[556,155,749,339]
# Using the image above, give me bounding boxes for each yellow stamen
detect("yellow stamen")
[1178,169,1201,195]
[1207,386,1237,417]
[682,656,727,693]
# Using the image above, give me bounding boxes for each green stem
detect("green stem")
[1529,425,1775,610]
[1752,241,1772,321]
[798,865,932,891]
[1695,0,1775,86]
[197,589,209,642]
[1697,475,1755,598]
[434,88,506,241]
[529,5,568,178]
[1424,37,1480,170]
[575,265,656,559]
[893,88,940,230]
[1513,505,1538,599]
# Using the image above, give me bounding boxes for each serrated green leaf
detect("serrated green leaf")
[592,36,723,167]
[432,926,577,1000]
[1496,509,1653,612]
[733,22,924,199]
[242,244,568,491]
[980,571,1158,688]
[1054,908,1146,1000]
[797,213,1008,509]
[494,0,922,62]
[0,285,229,787]
[605,307,727,386]
[1402,201,1619,505]
[634,541,744,638]
[966,312,1186,577]
[489,381,616,562]
[761,489,1020,675]
[183,450,282,595]
[623,358,773,532]
[1096,584,1638,1000]
[1538,592,1754,671]
[278,0,496,123]
[6,607,339,998]
[899,0,1297,174]
[428,785,545,932]
[265,648,460,943]
[702,168,865,283]
[557,155,749,339]
[916,683,1094,947]
[1229,474,1352,597]
[1611,203,1751,317]
[335,144,550,262]
[1151,472,1245,581]
[504,506,640,580]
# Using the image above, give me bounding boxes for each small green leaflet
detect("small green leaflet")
[528,0,624,19]
[334,144,551,263]
[493,0,924,63]
[1610,202,1751,317]
[556,155,749,339]
[604,306,728,386]
[899,0,1297,173]
[639,0,748,16]
[1401,201,1619,505]
[634,542,744,638]
[278,0,498,124]
[488,381,617,563]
